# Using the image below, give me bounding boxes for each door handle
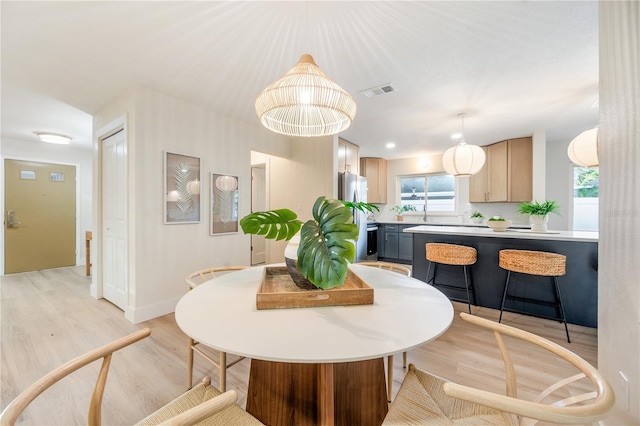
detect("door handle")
[6,210,21,228]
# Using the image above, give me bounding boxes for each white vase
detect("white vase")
[530,215,548,232]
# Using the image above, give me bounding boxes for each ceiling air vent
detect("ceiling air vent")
[359,83,396,98]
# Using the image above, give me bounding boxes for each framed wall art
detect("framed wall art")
[210,173,239,235]
[164,152,201,224]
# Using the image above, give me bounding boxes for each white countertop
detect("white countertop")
[377,220,530,228]
[402,225,598,242]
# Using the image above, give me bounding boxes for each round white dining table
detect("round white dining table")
[175,263,454,363]
[175,264,454,426]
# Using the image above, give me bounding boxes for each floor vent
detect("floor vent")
[360,83,396,98]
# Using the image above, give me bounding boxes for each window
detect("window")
[573,166,598,231]
[399,174,456,212]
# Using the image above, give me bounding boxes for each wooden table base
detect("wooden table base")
[246,358,388,426]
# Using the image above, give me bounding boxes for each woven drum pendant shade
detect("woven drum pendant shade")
[442,142,486,176]
[255,54,357,137]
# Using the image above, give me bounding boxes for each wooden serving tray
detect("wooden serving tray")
[256,266,374,310]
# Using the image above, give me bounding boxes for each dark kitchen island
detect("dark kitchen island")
[404,225,599,328]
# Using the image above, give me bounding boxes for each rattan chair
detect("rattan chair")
[359,261,411,402]
[0,329,263,426]
[383,313,614,425]
[186,266,249,391]
[358,261,412,277]
[498,250,570,343]
[425,243,477,313]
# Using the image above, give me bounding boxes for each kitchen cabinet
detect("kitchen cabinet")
[338,138,359,175]
[469,137,532,203]
[380,224,399,259]
[360,157,387,204]
[378,224,413,264]
[399,232,413,261]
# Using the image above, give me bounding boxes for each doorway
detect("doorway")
[4,159,76,273]
[250,164,266,265]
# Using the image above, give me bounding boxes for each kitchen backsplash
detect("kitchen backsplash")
[371,202,531,226]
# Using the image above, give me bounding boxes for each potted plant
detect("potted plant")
[391,204,417,221]
[240,196,378,290]
[470,211,484,224]
[486,216,512,232]
[517,200,560,232]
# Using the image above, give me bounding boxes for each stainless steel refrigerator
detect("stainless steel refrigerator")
[338,172,368,262]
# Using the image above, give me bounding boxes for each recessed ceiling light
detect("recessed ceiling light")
[451,132,463,140]
[36,132,71,144]
[386,142,396,149]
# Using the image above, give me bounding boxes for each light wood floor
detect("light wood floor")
[1,266,598,425]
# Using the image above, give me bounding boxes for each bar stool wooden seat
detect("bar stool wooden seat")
[498,249,570,342]
[425,243,477,313]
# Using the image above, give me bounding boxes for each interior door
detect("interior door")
[250,165,266,265]
[4,159,76,273]
[102,130,127,310]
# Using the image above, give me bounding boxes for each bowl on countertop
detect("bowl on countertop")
[486,219,512,232]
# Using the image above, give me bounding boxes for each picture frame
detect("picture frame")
[164,152,201,224]
[210,173,239,235]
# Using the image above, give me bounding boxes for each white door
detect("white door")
[251,165,266,265]
[102,130,127,310]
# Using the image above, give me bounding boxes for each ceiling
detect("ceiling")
[1,1,599,160]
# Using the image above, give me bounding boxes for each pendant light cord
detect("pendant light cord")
[459,113,466,145]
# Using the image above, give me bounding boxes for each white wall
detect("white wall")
[531,130,546,201]
[265,136,335,263]
[1,138,93,273]
[545,138,573,231]
[93,85,291,323]
[598,2,639,423]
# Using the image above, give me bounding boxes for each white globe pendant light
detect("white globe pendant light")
[442,114,486,176]
[568,127,599,167]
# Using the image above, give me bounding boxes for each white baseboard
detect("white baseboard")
[124,297,181,324]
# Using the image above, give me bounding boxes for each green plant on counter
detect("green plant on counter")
[240,197,379,290]
[470,211,484,219]
[517,200,560,216]
[488,216,506,221]
[391,204,417,214]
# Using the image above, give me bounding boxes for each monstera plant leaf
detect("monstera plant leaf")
[297,196,359,290]
[239,209,302,240]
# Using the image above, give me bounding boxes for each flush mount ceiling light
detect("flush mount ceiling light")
[36,132,71,145]
[441,113,486,177]
[255,54,357,138]
[568,127,599,167]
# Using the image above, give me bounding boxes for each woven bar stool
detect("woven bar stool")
[425,243,477,313]
[498,249,570,343]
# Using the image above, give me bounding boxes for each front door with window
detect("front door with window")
[4,159,76,273]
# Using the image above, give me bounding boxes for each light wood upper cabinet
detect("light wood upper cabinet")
[469,146,489,202]
[338,138,359,175]
[507,137,533,202]
[488,141,508,202]
[469,137,532,203]
[360,157,387,204]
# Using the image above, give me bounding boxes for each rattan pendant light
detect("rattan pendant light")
[255,54,357,137]
[442,113,486,176]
